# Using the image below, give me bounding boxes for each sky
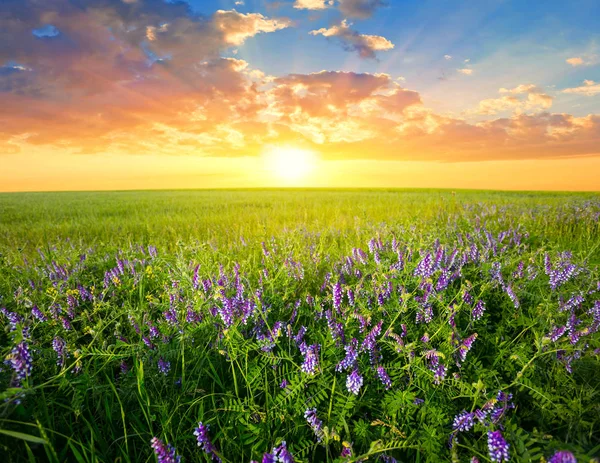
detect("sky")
[1,0,600,191]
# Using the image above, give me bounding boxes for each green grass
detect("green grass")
[0,189,599,462]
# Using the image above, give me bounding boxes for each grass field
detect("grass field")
[0,189,599,462]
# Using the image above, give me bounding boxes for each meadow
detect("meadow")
[0,189,599,463]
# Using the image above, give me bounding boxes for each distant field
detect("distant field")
[0,190,599,462]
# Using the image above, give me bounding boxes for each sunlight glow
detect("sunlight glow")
[262,146,318,184]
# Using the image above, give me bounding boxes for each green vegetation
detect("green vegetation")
[0,189,599,462]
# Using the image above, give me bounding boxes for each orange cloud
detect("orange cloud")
[310,20,394,58]
[294,0,333,10]
[457,68,473,75]
[562,80,600,96]
[1,0,600,165]
[213,10,292,46]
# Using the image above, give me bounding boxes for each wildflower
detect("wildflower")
[31,305,47,322]
[333,282,342,311]
[413,398,425,405]
[549,326,566,342]
[458,333,478,363]
[304,408,324,441]
[150,437,181,463]
[336,339,358,372]
[7,341,33,382]
[559,294,584,313]
[549,263,578,290]
[487,430,510,462]
[1,308,22,331]
[300,343,320,375]
[414,253,434,279]
[142,336,156,350]
[341,441,353,458]
[473,300,486,320]
[376,366,392,390]
[272,441,294,463]
[279,379,289,389]
[52,337,68,367]
[548,450,577,463]
[158,357,171,375]
[347,289,355,307]
[61,317,72,331]
[433,364,447,385]
[453,410,474,432]
[346,368,363,395]
[505,285,519,309]
[194,422,221,461]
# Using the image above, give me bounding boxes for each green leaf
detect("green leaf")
[0,429,47,445]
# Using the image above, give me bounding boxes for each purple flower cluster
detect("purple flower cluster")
[194,422,221,462]
[376,366,392,390]
[7,341,33,383]
[548,450,577,463]
[304,408,324,441]
[487,430,510,462]
[52,337,68,367]
[158,357,171,375]
[452,410,474,432]
[346,368,363,395]
[299,343,320,375]
[336,338,358,372]
[150,437,181,463]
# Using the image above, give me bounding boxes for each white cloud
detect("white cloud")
[562,80,600,96]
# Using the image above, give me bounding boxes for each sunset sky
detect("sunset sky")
[1,0,600,191]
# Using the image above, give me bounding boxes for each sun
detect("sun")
[262,145,318,184]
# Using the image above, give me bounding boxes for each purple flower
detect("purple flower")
[52,337,68,367]
[505,285,519,309]
[346,368,363,395]
[376,366,392,390]
[300,343,320,375]
[272,441,294,463]
[414,253,434,279]
[7,341,33,382]
[333,283,342,311]
[413,398,425,405]
[341,442,353,458]
[336,338,358,372]
[549,326,567,342]
[150,437,181,463]
[452,410,474,432]
[304,408,323,441]
[31,306,47,322]
[158,357,171,375]
[549,263,578,290]
[433,364,447,385]
[194,422,221,461]
[487,430,510,462]
[548,450,577,463]
[473,300,486,320]
[458,333,478,363]
[1,308,22,331]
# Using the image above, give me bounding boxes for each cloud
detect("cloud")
[444,55,452,60]
[213,10,292,46]
[294,0,333,10]
[310,20,394,59]
[566,57,584,66]
[457,68,473,75]
[338,0,386,19]
[235,1,245,5]
[562,80,600,96]
[566,55,599,67]
[1,0,599,162]
[476,84,553,115]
